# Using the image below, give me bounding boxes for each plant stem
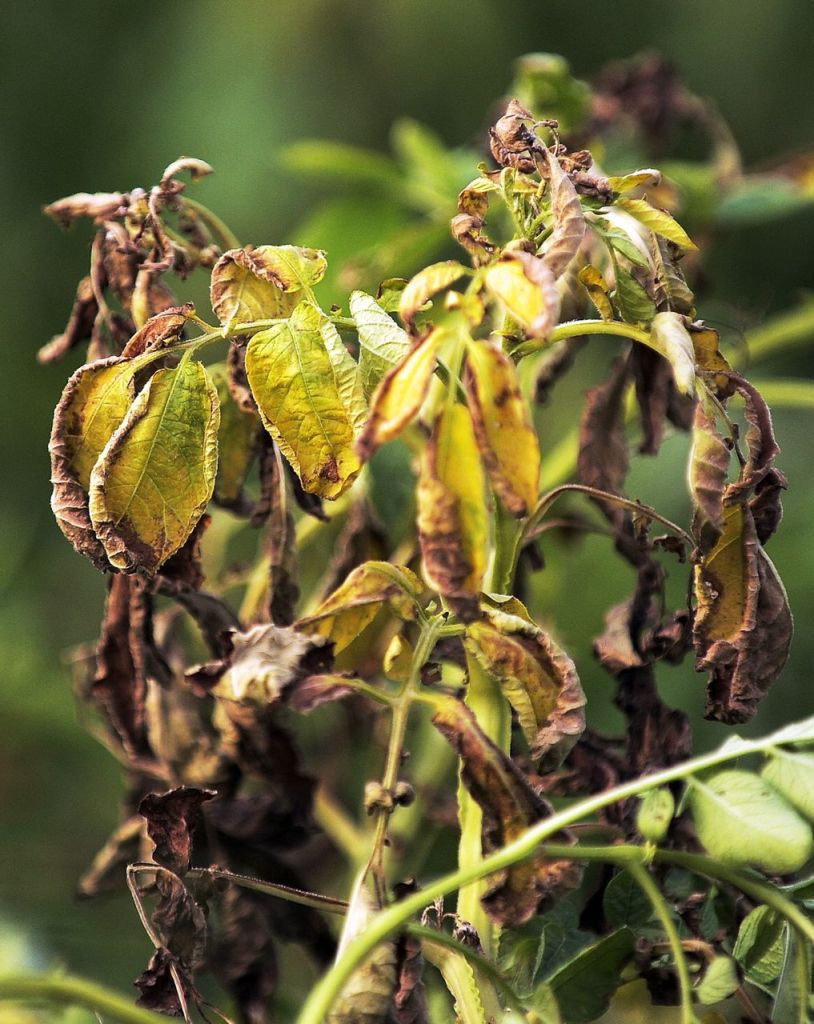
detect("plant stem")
[181,196,241,250]
[0,973,169,1024]
[188,865,349,915]
[294,723,814,1024]
[512,318,652,362]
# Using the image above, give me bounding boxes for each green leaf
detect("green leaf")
[543,928,636,1023]
[695,956,739,1005]
[733,906,786,985]
[648,311,697,396]
[245,300,360,499]
[762,749,814,822]
[636,789,675,844]
[614,265,656,325]
[602,871,654,929]
[773,927,812,1024]
[210,244,327,326]
[89,359,220,574]
[498,919,546,995]
[208,361,258,506]
[687,769,814,874]
[616,197,698,251]
[601,227,651,268]
[349,290,411,399]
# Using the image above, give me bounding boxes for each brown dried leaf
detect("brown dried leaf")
[749,466,788,546]
[541,147,587,281]
[578,357,630,515]
[433,697,580,926]
[393,931,429,1024]
[138,786,215,875]
[135,948,195,1017]
[689,398,731,544]
[120,304,193,358]
[77,815,144,899]
[44,191,126,228]
[213,885,277,1024]
[38,276,98,364]
[726,376,781,502]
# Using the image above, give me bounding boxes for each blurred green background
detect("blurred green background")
[2,0,814,995]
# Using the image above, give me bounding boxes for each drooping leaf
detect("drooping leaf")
[602,871,654,930]
[295,561,424,653]
[121,305,192,358]
[643,312,696,395]
[543,928,636,1023]
[616,198,698,251]
[432,696,581,926]
[88,359,219,574]
[602,227,652,269]
[614,265,657,325]
[694,956,739,1006]
[726,376,781,501]
[464,605,584,767]
[762,749,814,822]
[349,290,412,399]
[417,404,487,622]
[607,169,662,193]
[355,326,445,460]
[211,244,327,326]
[245,301,360,498]
[687,769,813,873]
[392,931,429,1024]
[772,927,812,1024]
[319,313,367,434]
[38,275,98,364]
[651,236,695,315]
[577,357,630,515]
[578,265,613,320]
[689,398,730,543]
[138,786,215,875]
[399,260,468,330]
[49,355,138,568]
[482,251,560,339]
[540,146,586,280]
[733,906,786,985]
[688,323,733,399]
[208,361,259,508]
[464,338,540,517]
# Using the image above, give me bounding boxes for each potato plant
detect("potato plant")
[9,53,814,1024]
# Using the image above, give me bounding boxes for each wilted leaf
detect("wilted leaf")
[464,338,540,516]
[213,885,277,1024]
[211,244,327,326]
[608,169,662,193]
[77,815,144,899]
[616,198,697,251]
[689,398,730,542]
[762,749,814,822]
[465,606,584,767]
[355,326,444,460]
[651,236,695,315]
[135,948,196,1016]
[138,786,215,875]
[695,956,739,1005]
[89,359,220,574]
[38,275,97,364]
[208,361,259,507]
[543,928,636,1023]
[726,376,781,501]
[433,696,580,926]
[49,356,138,568]
[399,260,468,329]
[392,932,428,1024]
[688,323,733,399]
[644,313,696,395]
[733,906,786,985]
[540,146,586,280]
[614,265,657,325]
[205,623,333,705]
[482,251,560,339]
[121,305,192,358]
[296,562,423,653]
[578,357,630,517]
[687,769,813,873]
[245,301,360,498]
[578,265,613,320]
[350,290,412,398]
[417,404,487,622]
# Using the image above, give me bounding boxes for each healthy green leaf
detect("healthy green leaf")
[89,359,219,574]
[733,906,786,985]
[543,928,636,1023]
[762,749,814,822]
[772,927,812,1024]
[694,956,739,1005]
[602,871,654,929]
[687,769,814,874]
[245,301,360,498]
[635,788,675,844]
[614,265,656,325]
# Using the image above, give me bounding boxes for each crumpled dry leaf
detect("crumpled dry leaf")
[139,786,215,875]
[120,304,193,358]
[540,146,587,281]
[399,261,468,331]
[210,244,327,326]
[38,276,98,364]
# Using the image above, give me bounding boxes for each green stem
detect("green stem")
[626,860,697,1024]
[294,725,810,1024]
[512,318,651,362]
[181,196,241,250]
[187,865,348,915]
[0,973,169,1024]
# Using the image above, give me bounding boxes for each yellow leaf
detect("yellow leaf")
[210,244,327,326]
[647,312,697,396]
[89,360,220,574]
[482,251,559,339]
[617,198,698,251]
[319,313,367,434]
[464,339,540,516]
[607,169,662,193]
[417,404,487,620]
[694,504,755,645]
[49,356,138,568]
[296,561,424,653]
[578,265,613,320]
[355,326,445,460]
[208,362,259,506]
[245,301,360,499]
[399,260,468,329]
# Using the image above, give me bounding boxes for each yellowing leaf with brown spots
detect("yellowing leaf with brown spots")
[578,265,613,320]
[245,301,360,499]
[464,338,540,517]
[398,260,468,330]
[210,245,328,326]
[89,359,220,574]
[482,251,559,339]
[49,356,139,569]
[355,326,445,460]
[417,404,487,621]
[296,562,424,653]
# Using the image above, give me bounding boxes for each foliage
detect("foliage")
[9,52,814,1024]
